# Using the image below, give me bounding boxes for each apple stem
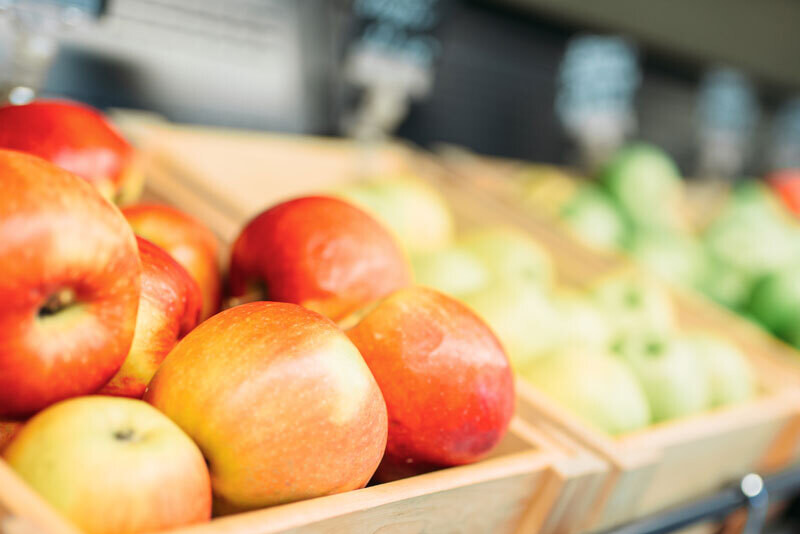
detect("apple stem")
[39,288,76,317]
[113,429,136,441]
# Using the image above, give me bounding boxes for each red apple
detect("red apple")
[768,168,800,216]
[145,302,388,513]
[229,196,411,321]
[4,396,211,534]
[0,150,141,417]
[0,100,142,203]
[122,204,221,320]
[100,237,201,398]
[0,419,23,452]
[346,286,515,481]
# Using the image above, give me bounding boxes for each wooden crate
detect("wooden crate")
[0,116,610,534]
[111,117,800,531]
[0,418,605,534]
[433,148,800,531]
[129,118,800,531]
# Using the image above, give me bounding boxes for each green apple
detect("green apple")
[611,331,711,422]
[458,226,554,288]
[696,258,753,311]
[461,279,563,370]
[705,216,800,281]
[520,349,651,435]
[625,229,710,289]
[332,174,455,254]
[411,245,490,298]
[684,333,755,407]
[748,269,800,345]
[560,185,628,250]
[592,274,675,335]
[4,396,211,534]
[727,181,792,223]
[705,183,800,282]
[554,290,612,350]
[600,143,687,231]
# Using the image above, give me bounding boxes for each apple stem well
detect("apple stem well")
[38,288,78,318]
[112,428,137,442]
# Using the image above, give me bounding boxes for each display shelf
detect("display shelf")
[593,465,800,534]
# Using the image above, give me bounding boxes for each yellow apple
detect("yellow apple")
[458,226,554,288]
[332,174,455,253]
[461,278,563,370]
[520,348,651,435]
[411,244,490,297]
[4,396,211,534]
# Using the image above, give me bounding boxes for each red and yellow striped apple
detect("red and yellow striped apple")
[145,302,388,513]
[346,287,514,481]
[100,237,201,398]
[0,100,142,204]
[0,150,141,417]
[229,196,411,321]
[4,396,211,534]
[122,204,221,320]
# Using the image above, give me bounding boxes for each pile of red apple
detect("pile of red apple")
[0,101,515,534]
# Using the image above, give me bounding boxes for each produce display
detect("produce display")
[517,143,800,352]
[339,173,757,437]
[0,99,790,534]
[0,101,520,534]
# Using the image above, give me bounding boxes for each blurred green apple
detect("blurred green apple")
[748,269,800,345]
[625,229,710,289]
[705,183,800,282]
[462,279,562,370]
[696,259,753,311]
[560,185,628,250]
[411,245,490,298]
[458,226,553,288]
[332,175,455,254]
[684,333,755,407]
[600,143,687,232]
[612,331,710,422]
[554,291,612,350]
[727,181,792,223]
[520,349,651,435]
[592,274,675,335]
[705,216,800,281]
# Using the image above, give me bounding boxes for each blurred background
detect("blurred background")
[2,0,799,177]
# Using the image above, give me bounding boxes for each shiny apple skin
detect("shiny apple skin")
[0,150,141,417]
[4,396,211,534]
[229,196,411,321]
[0,100,138,201]
[346,287,515,481]
[144,301,388,513]
[100,237,201,398]
[122,204,221,320]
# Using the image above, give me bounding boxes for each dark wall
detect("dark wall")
[395,1,782,174]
